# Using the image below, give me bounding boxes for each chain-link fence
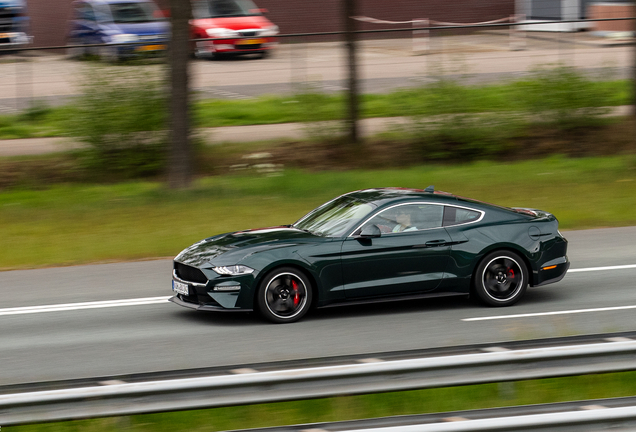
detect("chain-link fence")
[0,17,633,127]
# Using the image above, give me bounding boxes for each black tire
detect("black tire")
[473,251,528,307]
[256,267,313,323]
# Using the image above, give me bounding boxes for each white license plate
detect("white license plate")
[172,280,190,296]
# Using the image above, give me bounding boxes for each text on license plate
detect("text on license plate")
[236,38,265,45]
[172,280,189,295]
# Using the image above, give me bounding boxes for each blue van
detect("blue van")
[67,0,169,60]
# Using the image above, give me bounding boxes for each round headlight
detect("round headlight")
[260,25,279,36]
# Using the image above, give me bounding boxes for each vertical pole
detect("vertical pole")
[343,0,359,144]
[510,14,526,51]
[167,0,193,189]
[413,19,429,55]
[633,11,636,119]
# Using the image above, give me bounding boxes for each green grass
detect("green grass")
[1,155,635,270]
[6,371,636,432]
[0,78,631,139]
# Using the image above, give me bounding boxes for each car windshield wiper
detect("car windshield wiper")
[291,225,321,236]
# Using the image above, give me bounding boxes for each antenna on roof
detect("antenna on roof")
[424,185,435,193]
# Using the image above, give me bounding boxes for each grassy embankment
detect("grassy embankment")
[1,155,635,270]
[0,78,629,139]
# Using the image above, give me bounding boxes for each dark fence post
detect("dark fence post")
[167,0,193,189]
[343,0,360,144]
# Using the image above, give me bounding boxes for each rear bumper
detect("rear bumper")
[534,257,570,287]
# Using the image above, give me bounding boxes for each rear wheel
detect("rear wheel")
[473,251,528,307]
[257,267,312,323]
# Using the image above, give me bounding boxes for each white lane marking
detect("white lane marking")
[0,296,172,317]
[3,265,635,318]
[463,305,636,322]
[568,264,636,273]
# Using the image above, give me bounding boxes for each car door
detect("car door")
[340,203,452,299]
[72,2,100,45]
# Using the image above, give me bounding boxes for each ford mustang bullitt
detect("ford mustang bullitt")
[171,187,569,323]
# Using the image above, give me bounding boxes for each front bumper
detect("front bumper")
[196,37,277,54]
[115,42,166,57]
[171,261,256,311]
[0,32,31,50]
[169,295,252,312]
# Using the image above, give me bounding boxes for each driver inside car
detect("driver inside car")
[392,207,418,232]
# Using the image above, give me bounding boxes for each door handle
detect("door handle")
[424,239,447,247]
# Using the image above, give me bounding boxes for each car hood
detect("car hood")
[175,226,322,267]
[106,21,169,36]
[192,15,273,30]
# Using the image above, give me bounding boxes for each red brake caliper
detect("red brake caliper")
[292,280,300,306]
[508,269,515,279]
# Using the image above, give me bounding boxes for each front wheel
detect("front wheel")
[256,267,312,323]
[473,251,528,307]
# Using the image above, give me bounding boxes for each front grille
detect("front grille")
[238,30,257,37]
[174,262,208,284]
[0,10,17,32]
[236,44,262,50]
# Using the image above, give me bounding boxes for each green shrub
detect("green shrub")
[412,112,521,161]
[18,100,52,122]
[407,79,521,160]
[65,65,168,178]
[514,65,613,130]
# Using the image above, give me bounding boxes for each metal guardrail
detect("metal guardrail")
[1,338,636,426]
[226,396,636,432]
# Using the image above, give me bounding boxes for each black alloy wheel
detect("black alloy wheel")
[257,267,312,323]
[474,251,528,307]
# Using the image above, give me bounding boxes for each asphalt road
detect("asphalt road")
[1,226,636,387]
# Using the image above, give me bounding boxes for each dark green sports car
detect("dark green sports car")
[171,187,569,323]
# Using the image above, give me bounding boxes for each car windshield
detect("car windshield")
[108,2,161,23]
[293,196,375,237]
[193,0,262,18]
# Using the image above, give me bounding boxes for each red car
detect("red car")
[191,0,278,58]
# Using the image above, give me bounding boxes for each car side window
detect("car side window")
[359,204,443,234]
[78,3,96,21]
[443,206,481,227]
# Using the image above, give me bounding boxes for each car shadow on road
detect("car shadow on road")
[308,295,476,321]
[169,308,262,326]
[167,287,565,325]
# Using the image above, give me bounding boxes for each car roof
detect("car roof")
[84,0,155,4]
[343,187,522,214]
[344,187,457,205]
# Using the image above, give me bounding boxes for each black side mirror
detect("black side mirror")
[358,224,381,238]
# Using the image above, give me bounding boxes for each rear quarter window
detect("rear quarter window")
[443,206,481,227]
